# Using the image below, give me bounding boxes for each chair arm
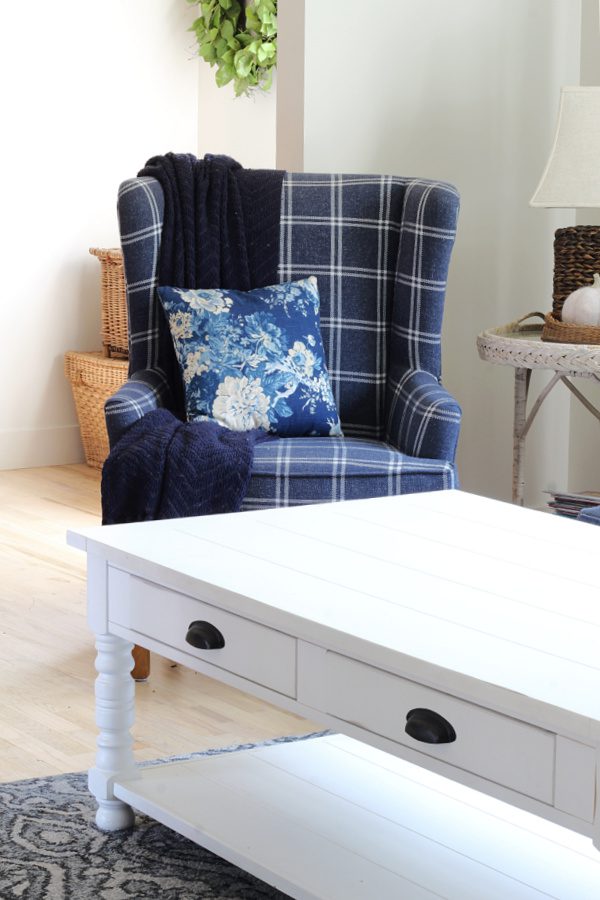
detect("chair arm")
[104,368,173,448]
[386,366,461,462]
[577,506,600,526]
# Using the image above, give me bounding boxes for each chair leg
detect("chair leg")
[131,645,150,681]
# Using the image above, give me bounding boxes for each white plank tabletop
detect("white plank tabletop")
[69,490,600,734]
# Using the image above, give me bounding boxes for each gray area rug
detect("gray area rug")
[0,733,326,899]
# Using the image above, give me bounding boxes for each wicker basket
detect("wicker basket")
[542,311,600,345]
[542,226,600,344]
[64,351,128,469]
[89,247,128,358]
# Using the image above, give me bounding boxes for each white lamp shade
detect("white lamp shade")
[530,86,600,208]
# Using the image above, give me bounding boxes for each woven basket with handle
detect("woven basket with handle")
[89,247,129,358]
[543,227,600,344]
[64,351,128,468]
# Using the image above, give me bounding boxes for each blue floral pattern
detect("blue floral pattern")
[158,277,342,436]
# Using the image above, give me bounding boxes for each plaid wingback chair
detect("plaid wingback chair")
[578,507,600,525]
[107,172,462,508]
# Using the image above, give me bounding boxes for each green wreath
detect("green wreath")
[188,0,277,97]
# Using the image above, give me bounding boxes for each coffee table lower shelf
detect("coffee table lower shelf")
[113,733,600,900]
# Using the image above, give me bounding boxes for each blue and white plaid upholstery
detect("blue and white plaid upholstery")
[110,170,461,506]
[578,506,600,526]
[242,437,456,510]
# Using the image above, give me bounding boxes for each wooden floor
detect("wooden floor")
[0,464,315,782]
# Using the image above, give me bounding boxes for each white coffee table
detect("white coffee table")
[69,490,600,899]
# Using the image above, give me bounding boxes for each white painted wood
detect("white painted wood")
[595,751,600,852]
[299,736,600,895]
[296,641,325,709]
[252,497,600,621]
[194,515,600,668]
[75,493,600,731]
[555,737,597,822]
[304,650,555,803]
[90,632,137,831]
[105,627,594,838]
[108,568,297,697]
[114,736,600,900]
[86,553,108,634]
[66,529,87,551]
[71,490,600,880]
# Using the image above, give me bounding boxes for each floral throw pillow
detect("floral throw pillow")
[158,277,342,436]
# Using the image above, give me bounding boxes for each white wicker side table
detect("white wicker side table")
[477,312,600,505]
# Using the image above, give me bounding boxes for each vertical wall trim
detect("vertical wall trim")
[569,0,600,495]
[276,0,305,171]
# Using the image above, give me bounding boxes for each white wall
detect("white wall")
[197,53,276,168]
[293,0,581,507]
[0,1,199,469]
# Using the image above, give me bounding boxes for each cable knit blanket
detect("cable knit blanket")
[134,152,285,415]
[101,153,283,525]
[102,409,269,525]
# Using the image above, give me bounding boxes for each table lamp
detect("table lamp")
[530,86,600,342]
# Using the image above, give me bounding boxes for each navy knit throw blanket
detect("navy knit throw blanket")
[101,153,284,526]
[135,152,285,415]
[102,409,270,525]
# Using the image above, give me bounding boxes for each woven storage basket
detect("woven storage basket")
[89,247,128,358]
[542,226,600,344]
[64,351,128,469]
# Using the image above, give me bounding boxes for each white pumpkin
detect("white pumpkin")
[561,273,600,326]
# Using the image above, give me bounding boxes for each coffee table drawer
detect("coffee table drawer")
[310,651,555,803]
[108,569,296,697]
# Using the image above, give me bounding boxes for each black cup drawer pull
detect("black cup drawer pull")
[185,621,225,650]
[405,708,456,744]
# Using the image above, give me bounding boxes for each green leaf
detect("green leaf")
[261,66,273,92]
[199,42,217,62]
[215,63,235,87]
[190,18,207,37]
[260,21,276,38]
[220,19,234,39]
[201,1,214,26]
[245,8,260,30]
[234,49,254,78]
[257,41,275,63]
[234,77,249,97]
[257,4,272,24]
[192,0,277,97]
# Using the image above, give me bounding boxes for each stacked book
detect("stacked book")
[545,490,600,519]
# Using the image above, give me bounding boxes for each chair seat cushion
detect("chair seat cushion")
[242,436,458,509]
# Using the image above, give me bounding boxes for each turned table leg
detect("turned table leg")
[89,632,138,831]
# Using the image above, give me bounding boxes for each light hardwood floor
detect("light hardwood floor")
[0,464,315,782]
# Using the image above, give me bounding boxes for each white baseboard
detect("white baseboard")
[0,424,85,470]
